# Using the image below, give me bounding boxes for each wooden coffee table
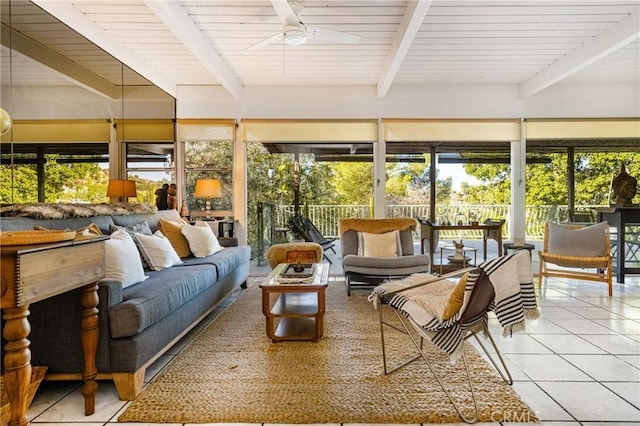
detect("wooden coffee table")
[260,263,329,342]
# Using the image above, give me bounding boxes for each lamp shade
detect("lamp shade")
[0,108,11,136]
[194,179,221,198]
[107,179,137,198]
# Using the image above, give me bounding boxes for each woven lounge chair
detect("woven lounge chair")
[538,222,613,296]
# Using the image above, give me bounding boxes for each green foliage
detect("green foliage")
[330,162,373,204]
[1,156,108,203]
[463,152,640,206]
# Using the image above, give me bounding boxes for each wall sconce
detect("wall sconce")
[194,179,221,219]
[107,179,137,203]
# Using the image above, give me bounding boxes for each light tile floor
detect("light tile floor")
[22,272,640,426]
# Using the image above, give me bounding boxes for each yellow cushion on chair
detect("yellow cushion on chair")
[442,273,469,320]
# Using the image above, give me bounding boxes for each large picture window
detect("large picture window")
[125,142,175,206]
[179,120,236,218]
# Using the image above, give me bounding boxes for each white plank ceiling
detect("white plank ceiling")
[4,0,640,99]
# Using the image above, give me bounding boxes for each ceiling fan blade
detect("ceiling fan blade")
[270,0,300,25]
[247,33,283,50]
[306,26,361,44]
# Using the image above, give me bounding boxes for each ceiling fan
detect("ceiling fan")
[247,0,361,50]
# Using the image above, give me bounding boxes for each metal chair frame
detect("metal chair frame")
[375,269,513,424]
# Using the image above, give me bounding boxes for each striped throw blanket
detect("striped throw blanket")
[369,251,539,360]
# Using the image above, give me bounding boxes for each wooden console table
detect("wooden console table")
[418,219,503,269]
[1,236,106,426]
[597,207,640,283]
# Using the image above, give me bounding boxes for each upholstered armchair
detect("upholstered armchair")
[339,217,431,295]
[538,221,613,296]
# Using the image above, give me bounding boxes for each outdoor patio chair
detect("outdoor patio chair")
[287,213,336,262]
[369,251,538,424]
[538,222,613,296]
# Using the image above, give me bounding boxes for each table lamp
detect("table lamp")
[107,179,137,202]
[194,179,221,219]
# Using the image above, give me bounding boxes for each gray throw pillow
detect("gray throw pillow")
[547,221,609,257]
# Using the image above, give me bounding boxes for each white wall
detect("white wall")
[8,81,638,121]
[176,82,640,120]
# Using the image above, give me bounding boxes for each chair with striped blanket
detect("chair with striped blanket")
[369,251,539,424]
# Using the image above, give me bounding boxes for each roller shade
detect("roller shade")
[242,119,378,143]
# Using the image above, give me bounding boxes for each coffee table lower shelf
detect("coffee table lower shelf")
[273,317,319,341]
[264,292,325,342]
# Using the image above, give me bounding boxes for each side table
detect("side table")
[503,242,535,258]
[439,245,477,274]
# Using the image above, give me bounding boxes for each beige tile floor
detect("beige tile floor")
[20,248,640,426]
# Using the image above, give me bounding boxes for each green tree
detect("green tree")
[462,152,640,206]
[330,162,373,204]
[0,156,107,203]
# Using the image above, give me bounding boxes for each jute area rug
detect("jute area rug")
[119,280,536,424]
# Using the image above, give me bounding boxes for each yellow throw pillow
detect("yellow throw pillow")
[157,218,192,257]
[442,273,469,320]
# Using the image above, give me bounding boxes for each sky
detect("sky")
[438,163,481,191]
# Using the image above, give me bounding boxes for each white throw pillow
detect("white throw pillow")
[181,221,222,258]
[357,230,401,257]
[133,231,183,271]
[105,229,148,288]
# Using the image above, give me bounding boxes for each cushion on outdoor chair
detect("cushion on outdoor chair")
[547,221,609,257]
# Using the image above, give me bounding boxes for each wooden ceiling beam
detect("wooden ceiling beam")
[143,0,243,99]
[518,11,640,98]
[377,0,432,98]
[32,0,178,97]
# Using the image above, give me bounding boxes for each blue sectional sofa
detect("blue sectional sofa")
[0,206,250,400]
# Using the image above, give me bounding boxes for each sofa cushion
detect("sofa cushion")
[112,209,181,233]
[181,245,251,279]
[181,222,222,257]
[105,230,148,289]
[108,264,217,338]
[157,218,192,257]
[133,231,183,271]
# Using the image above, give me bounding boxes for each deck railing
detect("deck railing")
[275,204,606,241]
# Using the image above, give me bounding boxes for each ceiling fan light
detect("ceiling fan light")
[284,27,307,46]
